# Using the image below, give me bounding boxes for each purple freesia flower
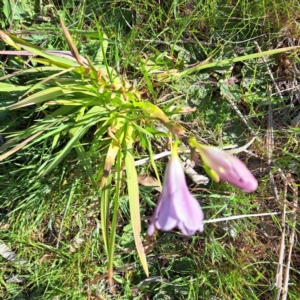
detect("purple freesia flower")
[198,145,258,192]
[148,151,204,236]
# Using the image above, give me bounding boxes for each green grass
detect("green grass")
[1,0,300,299]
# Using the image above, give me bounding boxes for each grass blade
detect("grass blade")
[0,130,44,161]
[39,126,88,176]
[73,141,97,190]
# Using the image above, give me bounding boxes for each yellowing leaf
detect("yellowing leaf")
[100,141,120,189]
[60,19,85,66]
[132,100,170,124]
[125,151,149,277]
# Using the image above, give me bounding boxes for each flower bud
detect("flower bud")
[198,145,258,192]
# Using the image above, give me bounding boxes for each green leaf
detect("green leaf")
[0,130,44,161]
[107,151,122,286]
[181,46,300,77]
[39,126,88,176]
[139,59,156,98]
[39,106,105,175]
[0,82,30,92]
[0,66,64,81]
[7,87,73,109]
[132,100,170,124]
[0,107,75,156]
[20,44,81,68]
[99,117,127,187]
[100,173,112,261]
[94,32,109,65]
[146,137,162,188]
[73,141,97,190]
[2,0,12,23]
[125,150,149,277]
[21,67,75,98]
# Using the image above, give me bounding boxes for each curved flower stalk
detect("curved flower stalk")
[148,143,204,236]
[189,138,258,192]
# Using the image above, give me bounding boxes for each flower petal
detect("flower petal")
[173,188,204,234]
[155,194,178,231]
[148,151,205,236]
[218,154,258,192]
[198,145,258,192]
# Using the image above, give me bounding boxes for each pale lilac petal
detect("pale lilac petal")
[147,222,155,236]
[173,188,204,234]
[155,194,178,230]
[148,153,204,236]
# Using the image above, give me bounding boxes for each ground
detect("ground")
[0,1,299,299]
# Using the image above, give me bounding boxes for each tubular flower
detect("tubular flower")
[197,144,258,192]
[148,149,204,236]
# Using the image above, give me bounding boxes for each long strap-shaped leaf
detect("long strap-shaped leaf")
[107,151,122,288]
[100,119,126,284]
[100,172,112,262]
[60,19,85,66]
[100,140,120,257]
[125,150,149,277]
[7,87,72,109]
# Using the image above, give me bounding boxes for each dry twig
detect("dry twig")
[275,173,287,299]
[282,173,298,300]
